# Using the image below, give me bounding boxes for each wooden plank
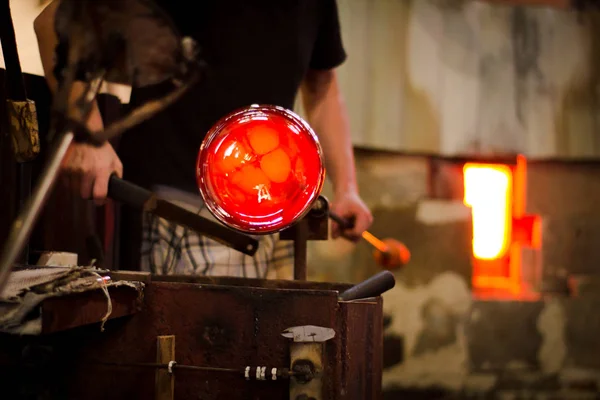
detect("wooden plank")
[41,285,143,334]
[155,335,175,400]
[109,270,152,283]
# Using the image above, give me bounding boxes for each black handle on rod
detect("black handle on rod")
[107,175,153,208]
[107,175,259,256]
[339,270,396,302]
[328,211,356,231]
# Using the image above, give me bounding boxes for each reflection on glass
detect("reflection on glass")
[197,105,325,234]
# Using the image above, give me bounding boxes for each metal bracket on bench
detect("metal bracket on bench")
[282,325,335,400]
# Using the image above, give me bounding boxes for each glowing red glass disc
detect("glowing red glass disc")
[197,104,326,234]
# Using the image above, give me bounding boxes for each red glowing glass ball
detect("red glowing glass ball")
[196,104,326,234]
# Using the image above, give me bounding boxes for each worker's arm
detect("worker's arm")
[34,0,122,202]
[300,69,372,240]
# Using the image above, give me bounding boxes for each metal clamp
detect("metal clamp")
[280,196,330,281]
[282,325,336,400]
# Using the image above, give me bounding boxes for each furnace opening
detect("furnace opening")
[462,156,541,300]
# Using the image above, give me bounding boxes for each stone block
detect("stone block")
[527,162,600,218]
[540,216,600,276]
[466,301,545,372]
[569,274,600,298]
[562,297,600,370]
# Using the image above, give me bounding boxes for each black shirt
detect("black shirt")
[118,0,347,194]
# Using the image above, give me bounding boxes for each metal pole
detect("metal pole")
[0,0,34,264]
[0,131,74,295]
[293,219,309,281]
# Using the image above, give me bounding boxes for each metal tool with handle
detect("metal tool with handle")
[107,175,259,256]
[329,212,388,253]
[328,211,410,269]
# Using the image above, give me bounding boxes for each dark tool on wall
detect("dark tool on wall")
[0,0,41,265]
[329,211,411,269]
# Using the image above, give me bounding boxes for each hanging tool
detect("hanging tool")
[0,0,41,264]
[329,211,410,269]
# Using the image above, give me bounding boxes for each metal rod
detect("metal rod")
[361,231,389,253]
[329,211,390,254]
[107,176,259,256]
[96,361,241,374]
[293,219,309,281]
[1,0,34,265]
[0,58,104,295]
[0,132,74,295]
[89,361,297,378]
[17,163,32,264]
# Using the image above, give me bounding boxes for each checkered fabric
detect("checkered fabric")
[139,186,294,279]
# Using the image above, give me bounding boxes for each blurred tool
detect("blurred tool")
[329,211,410,269]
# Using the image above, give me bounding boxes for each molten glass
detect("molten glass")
[197,105,325,234]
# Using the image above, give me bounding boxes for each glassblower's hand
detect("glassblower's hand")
[61,141,123,205]
[330,191,373,241]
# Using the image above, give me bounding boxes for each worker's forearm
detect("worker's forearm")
[301,71,358,196]
[34,0,104,132]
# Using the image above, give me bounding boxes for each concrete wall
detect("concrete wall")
[332,0,600,159]
[300,0,600,161]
